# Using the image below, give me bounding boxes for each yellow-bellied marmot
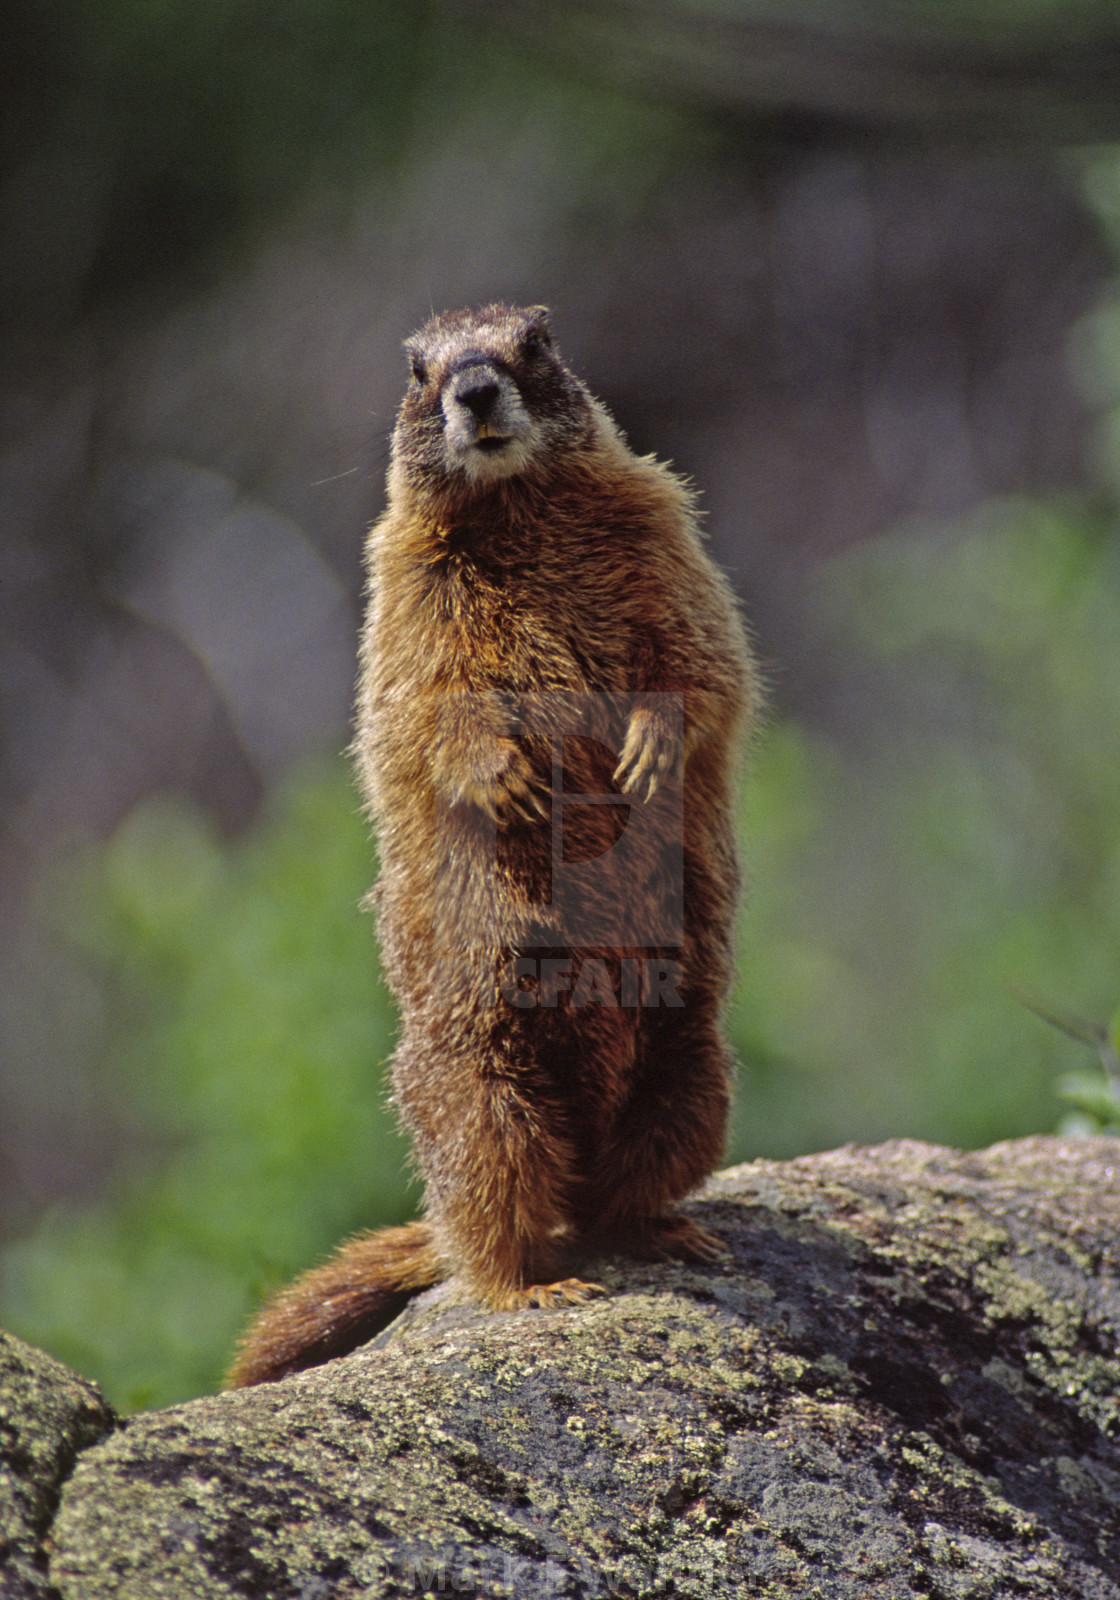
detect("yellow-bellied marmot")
[228,304,760,1387]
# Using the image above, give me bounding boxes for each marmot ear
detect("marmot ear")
[522,307,553,352]
[404,339,427,384]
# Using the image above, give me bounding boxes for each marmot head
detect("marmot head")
[392,304,594,494]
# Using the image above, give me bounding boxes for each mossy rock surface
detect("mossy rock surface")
[5,1137,1120,1598]
[0,1331,114,1599]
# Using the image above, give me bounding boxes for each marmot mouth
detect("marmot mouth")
[475,436,512,453]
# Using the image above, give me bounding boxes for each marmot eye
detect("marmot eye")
[523,331,549,358]
[410,355,427,384]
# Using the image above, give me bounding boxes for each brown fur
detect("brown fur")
[227,304,760,1388]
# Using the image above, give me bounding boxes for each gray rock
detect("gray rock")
[6,1138,1120,1598]
[0,1329,114,1598]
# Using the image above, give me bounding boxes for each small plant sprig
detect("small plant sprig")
[1014,986,1120,1136]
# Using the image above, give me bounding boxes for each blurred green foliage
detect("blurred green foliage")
[5,0,430,307]
[1057,1060,1120,1134]
[727,147,1120,1162]
[1011,989,1120,1133]
[0,763,407,1408]
[7,0,1120,343]
[3,0,711,324]
[732,493,1120,1156]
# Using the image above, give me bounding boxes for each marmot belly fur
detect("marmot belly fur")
[228,304,760,1387]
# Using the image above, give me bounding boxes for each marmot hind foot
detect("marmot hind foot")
[634,1214,730,1264]
[497,1278,606,1311]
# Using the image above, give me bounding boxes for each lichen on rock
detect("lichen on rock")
[5,1138,1120,1598]
[0,1331,115,1600]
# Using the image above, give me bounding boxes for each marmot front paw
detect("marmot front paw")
[456,739,550,824]
[613,706,683,804]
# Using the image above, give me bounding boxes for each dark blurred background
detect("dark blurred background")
[3,0,1120,1406]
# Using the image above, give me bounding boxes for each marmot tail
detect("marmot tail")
[226,1220,444,1387]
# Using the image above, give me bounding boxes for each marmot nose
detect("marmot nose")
[451,367,501,420]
